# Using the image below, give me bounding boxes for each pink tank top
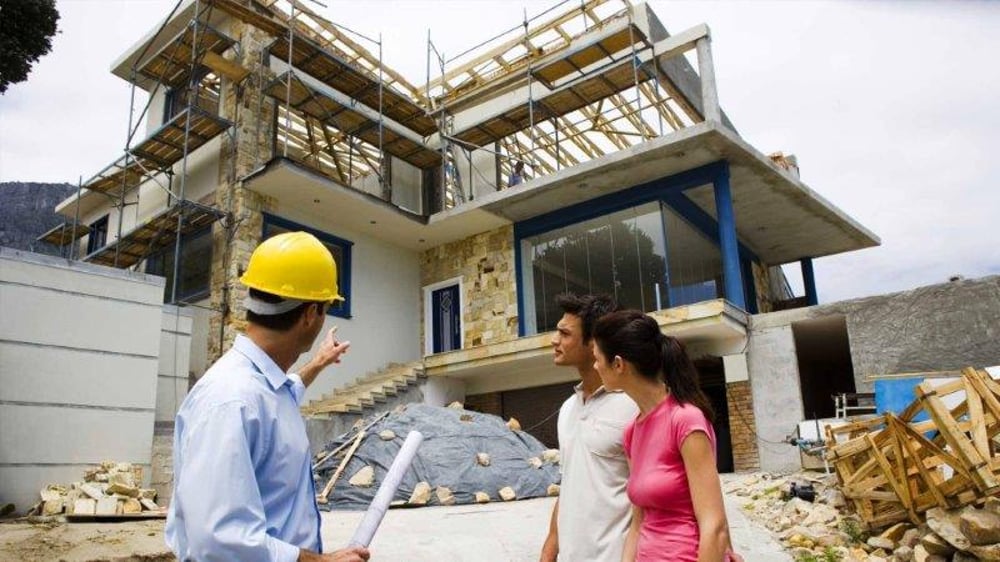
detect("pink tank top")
[623,394,716,562]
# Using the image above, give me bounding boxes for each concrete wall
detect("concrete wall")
[156,305,193,424]
[276,206,423,403]
[0,248,165,511]
[747,274,1000,471]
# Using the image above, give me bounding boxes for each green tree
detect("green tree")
[0,0,60,94]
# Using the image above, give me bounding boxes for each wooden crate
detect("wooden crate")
[826,368,1000,528]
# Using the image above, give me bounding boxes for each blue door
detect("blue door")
[431,285,461,353]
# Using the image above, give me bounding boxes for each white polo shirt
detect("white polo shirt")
[556,384,638,562]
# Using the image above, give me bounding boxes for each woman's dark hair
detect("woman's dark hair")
[593,309,714,422]
[246,288,316,332]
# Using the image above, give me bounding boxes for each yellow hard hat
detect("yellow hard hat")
[240,231,344,302]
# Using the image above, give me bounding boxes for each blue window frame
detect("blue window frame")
[514,161,758,335]
[261,213,353,319]
[87,215,109,254]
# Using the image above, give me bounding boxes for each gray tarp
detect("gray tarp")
[315,404,560,510]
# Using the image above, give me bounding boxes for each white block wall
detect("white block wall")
[0,248,166,511]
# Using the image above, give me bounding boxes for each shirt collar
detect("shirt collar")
[233,334,293,393]
[573,381,623,402]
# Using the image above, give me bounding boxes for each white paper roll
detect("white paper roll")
[347,430,424,548]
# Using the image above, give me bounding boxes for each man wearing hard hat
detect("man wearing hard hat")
[166,232,370,562]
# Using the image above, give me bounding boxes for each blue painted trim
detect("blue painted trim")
[514,235,526,337]
[712,163,747,310]
[261,212,354,319]
[801,257,818,306]
[514,160,762,331]
[660,193,759,263]
[514,161,728,240]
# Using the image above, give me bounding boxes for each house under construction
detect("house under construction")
[34,0,891,480]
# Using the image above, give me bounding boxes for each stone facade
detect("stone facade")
[208,22,278,363]
[751,262,775,313]
[726,380,760,471]
[420,225,518,349]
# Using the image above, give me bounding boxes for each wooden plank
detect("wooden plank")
[317,429,365,504]
[916,381,996,491]
[202,51,250,83]
[965,377,991,460]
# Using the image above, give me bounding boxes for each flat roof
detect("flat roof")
[463,121,879,264]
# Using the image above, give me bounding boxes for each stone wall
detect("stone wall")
[726,381,760,471]
[420,225,518,348]
[751,262,774,313]
[208,22,278,363]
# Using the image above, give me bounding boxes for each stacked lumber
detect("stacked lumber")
[29,461,165,520]
[826,367,1000,529]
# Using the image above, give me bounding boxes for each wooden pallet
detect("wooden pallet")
[826,367,1000,529]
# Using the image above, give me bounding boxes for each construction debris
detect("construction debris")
[729,472,1000,561]
[26,462,164,520]
[378,430,396,441]
[506,417,521,431]
[826,367,1000,529]
[312,404,560,510]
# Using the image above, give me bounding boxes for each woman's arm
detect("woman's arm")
[680,431,731,562]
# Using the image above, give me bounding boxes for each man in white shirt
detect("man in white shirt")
[540,294,638,562]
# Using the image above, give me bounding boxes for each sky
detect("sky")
[1,0,998,304]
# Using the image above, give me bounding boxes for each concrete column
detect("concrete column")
[801,257,818,306]
[712,163,746,310]
[695,34,721,124]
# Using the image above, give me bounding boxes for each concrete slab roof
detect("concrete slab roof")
[458,121,879,265]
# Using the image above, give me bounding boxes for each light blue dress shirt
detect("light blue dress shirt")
[166,334,321,562]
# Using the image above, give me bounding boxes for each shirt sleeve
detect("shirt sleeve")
[173,401,301,562]
[671,404,715,453]
[287,374,306,406]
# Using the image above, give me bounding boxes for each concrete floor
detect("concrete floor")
[323,494,792,561]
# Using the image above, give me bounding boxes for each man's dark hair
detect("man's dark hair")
[555,293,618,342]
[246,288,319,332]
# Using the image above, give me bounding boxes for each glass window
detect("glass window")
[519,201,726,335]
[146,227,213,303]
[661,203,723,308]
[262,214,352,319]
[87,215,109,254]
[520,202,668,334]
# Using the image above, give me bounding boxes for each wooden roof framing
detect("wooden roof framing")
[266,72,441,169]
[427,0,631,108]
[454,59,655,148]
[531,20,648,89]
[84,202,225,269]
[274,104,383,185]
[269,35,437,136]
[83,107,231,196]
[135,22,236,88]
[36,223,90,247]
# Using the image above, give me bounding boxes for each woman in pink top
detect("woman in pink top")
[592,310,740,562]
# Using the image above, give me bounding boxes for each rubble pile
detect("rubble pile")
[27,462,164,519]
[729,473,1000,561]
[313,403,561,510]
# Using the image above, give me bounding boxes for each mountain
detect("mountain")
[0,182,77,256]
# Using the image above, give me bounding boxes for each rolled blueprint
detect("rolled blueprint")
[348,430,424,548]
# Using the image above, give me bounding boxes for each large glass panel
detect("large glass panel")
[661,203,723,307]
[521,202,667,334]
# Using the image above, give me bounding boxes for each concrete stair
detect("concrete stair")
[301,361,426,416]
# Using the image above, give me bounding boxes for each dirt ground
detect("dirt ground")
[0,478,791,562]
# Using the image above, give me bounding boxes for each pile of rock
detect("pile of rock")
[728,472,1000,561]
[28,462,163,519]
